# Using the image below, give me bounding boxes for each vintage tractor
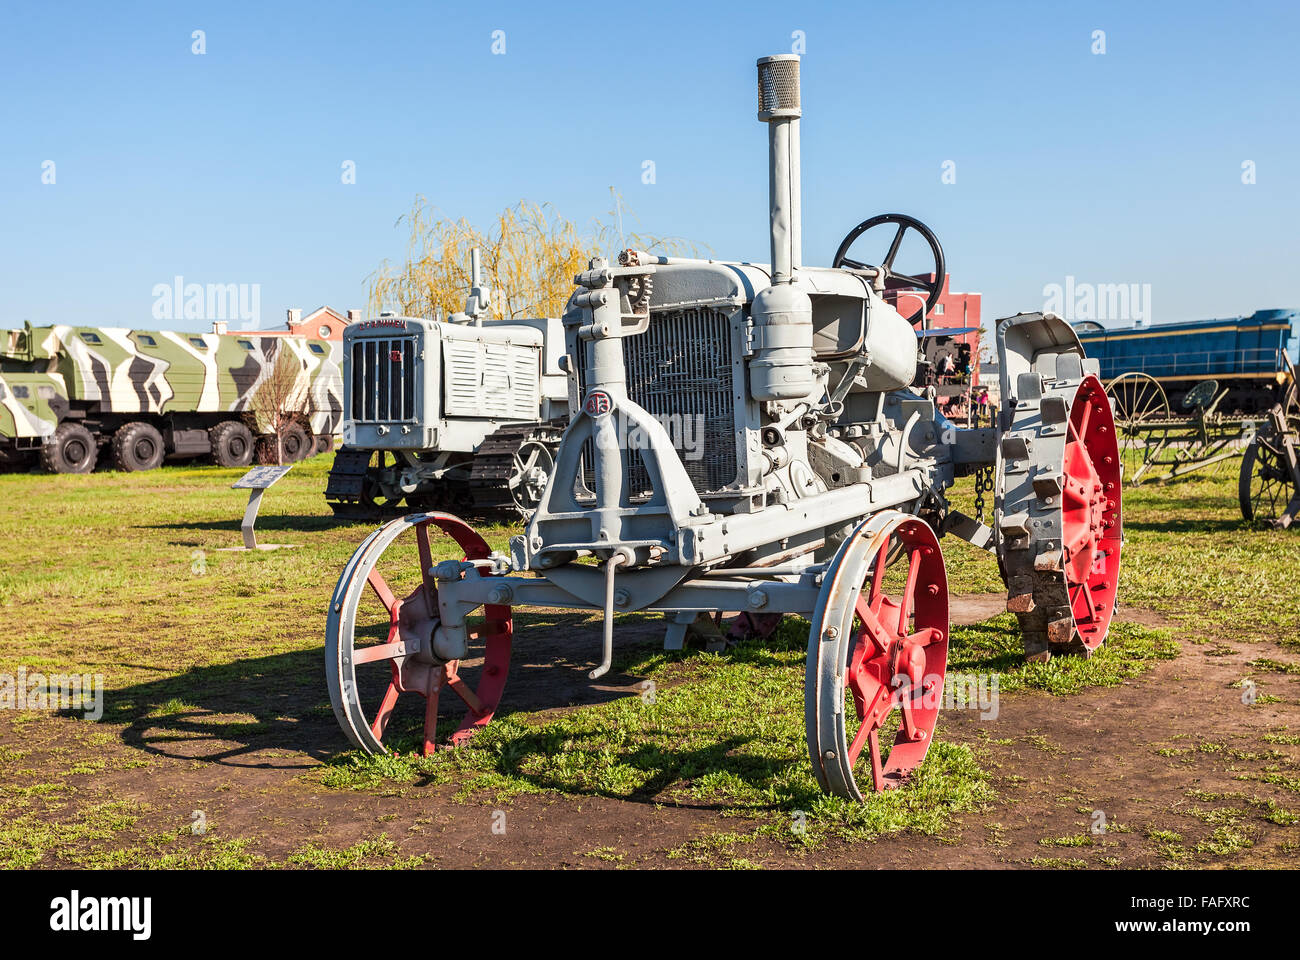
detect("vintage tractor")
[324,249,569,519]
[325,54,1123,799]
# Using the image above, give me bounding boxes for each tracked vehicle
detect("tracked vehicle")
[324,251,569,518]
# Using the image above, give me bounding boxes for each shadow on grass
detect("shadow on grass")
[139,515,345,535]
[414,727,790,811]
[141,509,525,536]
[95,612,655,771]
[1124,516,1253,535]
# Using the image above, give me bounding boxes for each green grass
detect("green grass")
[317,615,1002,844]
[313,607,1179,845]
[0,457,1295,866]
[286,835,425,869]
[949,616,1178,694]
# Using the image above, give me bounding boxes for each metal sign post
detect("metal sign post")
[224,464,296,551]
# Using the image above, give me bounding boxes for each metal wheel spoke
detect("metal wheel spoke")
[327,512,514,759]
[854,596,891,654]
[366,568,398,613]
[370,682,400,740]
[868,534,889,604]
[866,728,885,791]
[415,523,436,615]
[444,664,485,715]
[422,676,443,757]
[905,628,944,647]
[897,547,921,635]
[353,640,408,664]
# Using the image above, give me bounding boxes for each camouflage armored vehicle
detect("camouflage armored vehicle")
[0,322,344,473]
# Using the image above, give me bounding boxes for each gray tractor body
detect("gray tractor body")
[325,53,1121,801]
[343,315,568,454]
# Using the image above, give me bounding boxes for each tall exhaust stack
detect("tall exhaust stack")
[757,54,802,283]
[749,54,814,402]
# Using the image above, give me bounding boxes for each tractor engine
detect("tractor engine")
[518,56,955,578]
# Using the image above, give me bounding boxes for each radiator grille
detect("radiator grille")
[442,339,541,420]
[350,336,417,422]
[623,307,737,496]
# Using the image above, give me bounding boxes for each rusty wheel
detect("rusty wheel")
[325,512,512,756]
[806,511,949,799]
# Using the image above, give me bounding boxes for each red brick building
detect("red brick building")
[887,274,984,373]
[210,306,359,341]
[886,275,987,422]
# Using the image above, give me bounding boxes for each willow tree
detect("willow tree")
[367,191,700,321]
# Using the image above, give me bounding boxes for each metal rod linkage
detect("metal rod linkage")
[589,554,626,680]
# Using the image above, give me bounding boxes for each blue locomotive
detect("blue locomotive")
[1073,309,1300,413]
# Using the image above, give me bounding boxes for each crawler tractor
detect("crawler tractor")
[325,55,1122,799]
[324,250,568,519]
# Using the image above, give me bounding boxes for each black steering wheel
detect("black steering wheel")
[832,213,946,321]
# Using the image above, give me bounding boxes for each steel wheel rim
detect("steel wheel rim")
[509,441,554,512]
[1244,438,1288,523]
[325,511,513,756]
[807,511,948,799]
[1105,372,1168,482]
[1060,377,1122,651]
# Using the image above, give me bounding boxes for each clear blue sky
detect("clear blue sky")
[2,0,1296,334]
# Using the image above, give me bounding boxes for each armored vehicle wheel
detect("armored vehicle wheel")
[208,420,255,468]
[280,424,310,462]
[998,374,1122,660]
[41,422,97,474]
[806,511,949,798]
[313,434,334,456]
[326,512,513,756]
[256,425,310,465]
[111,422,165,472]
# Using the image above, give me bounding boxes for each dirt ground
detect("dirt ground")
[6,591,1296,869]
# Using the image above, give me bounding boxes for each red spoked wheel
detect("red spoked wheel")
[1057,377,1123,654]
[806,511,949,799]
[325,512,512,756]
